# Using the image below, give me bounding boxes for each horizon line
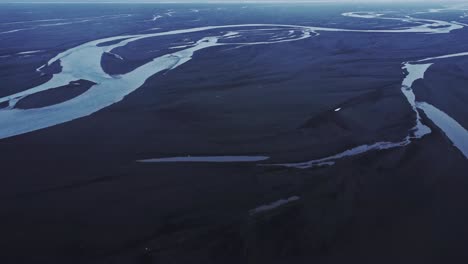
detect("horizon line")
[0,0,457,4]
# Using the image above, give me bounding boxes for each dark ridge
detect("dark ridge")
[299,88,385,130]
[101,51,152,75]
[299,110,351,131]
[15,79,96,109]
[39,59,62,75]
[2,173,127,200]
[428,25,450,29]
[0,101,9,109]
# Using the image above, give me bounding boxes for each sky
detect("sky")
[1,0,466,2]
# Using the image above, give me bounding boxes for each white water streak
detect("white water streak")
[152,15,163,21]
[249,196,300,215]
[105,51,124,60]
[138,156,270,163]
[17,50,43,55]
[0,14,133,36]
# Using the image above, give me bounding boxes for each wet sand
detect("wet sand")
[15,80,95,109]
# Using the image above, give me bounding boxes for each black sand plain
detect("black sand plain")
[0,3,468,264]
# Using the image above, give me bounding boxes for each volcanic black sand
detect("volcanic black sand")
[1,3,468,264]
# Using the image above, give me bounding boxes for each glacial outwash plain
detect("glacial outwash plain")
[0,2,467,263]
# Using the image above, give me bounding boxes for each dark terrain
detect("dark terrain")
[0,3,467,263]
